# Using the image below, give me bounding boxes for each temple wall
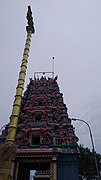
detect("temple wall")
[57,155,79,180]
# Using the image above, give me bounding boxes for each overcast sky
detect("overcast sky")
[0,0,101,153]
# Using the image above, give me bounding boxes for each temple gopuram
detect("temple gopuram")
[0,6,79,180]
[0,74,79,180]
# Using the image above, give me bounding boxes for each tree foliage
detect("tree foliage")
[78,145,101,179]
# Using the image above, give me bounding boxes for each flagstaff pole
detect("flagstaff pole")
[0,6,35,180]
[6,6,35,144]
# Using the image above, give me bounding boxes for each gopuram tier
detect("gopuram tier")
[17,75,78,149]
[0,74,79,149]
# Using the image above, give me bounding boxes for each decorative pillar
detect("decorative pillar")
[12,161,19,180]
[50,156,57,180]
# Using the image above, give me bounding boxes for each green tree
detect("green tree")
[78,145,101,179]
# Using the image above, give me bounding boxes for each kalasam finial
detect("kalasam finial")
[26,5,35,34]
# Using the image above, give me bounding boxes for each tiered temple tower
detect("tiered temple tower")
[0,6,79,180]
[0,73,79,180]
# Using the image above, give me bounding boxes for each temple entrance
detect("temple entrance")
[15,160,50,180]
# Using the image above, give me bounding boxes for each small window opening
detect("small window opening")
[35,112,42,121]
[32,135,40,145]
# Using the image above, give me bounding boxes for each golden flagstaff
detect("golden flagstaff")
[0,6,35,180]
